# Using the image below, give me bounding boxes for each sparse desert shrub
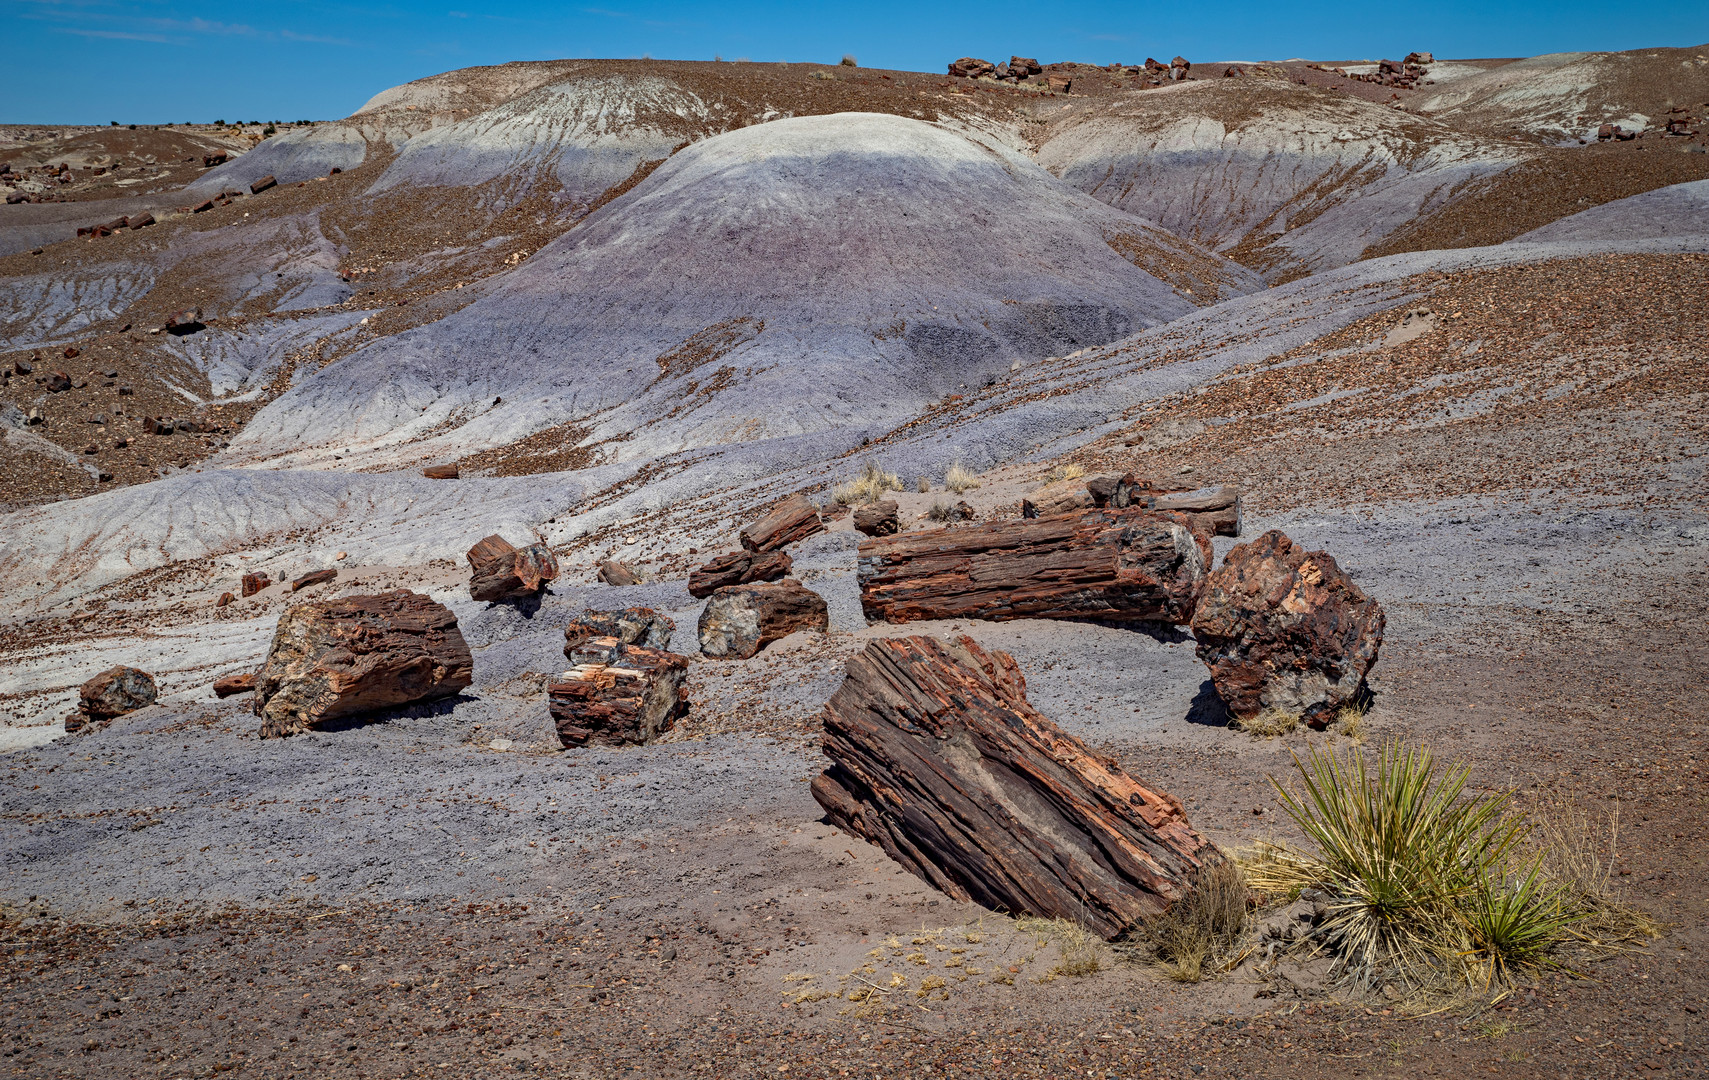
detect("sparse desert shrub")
[916,476,931,493]
[841,54,858,67]
[1046,462,1085,483]
[944,461,981,493]
[1146,858,1249,982]
[1531,802,1661,947]
[833,461,901,505]
[1016,917,1101,979]
[1235,707,1300,738]
[1334,702,1369,744]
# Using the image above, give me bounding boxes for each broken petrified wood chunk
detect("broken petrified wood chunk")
[547,638,690,748]
[291,568,338,592]
[162,308,205,336]
[739,493,824,552]
[253,590,474,738]
[852,500,900,537]
[422,463,459,479]
[241,571,271,597]
[698,579,828,659]
[1020,477,1092,518]
[1153,485,1242,537]
[686,548,793,599]
[66,665,158,732]
[250,175,277,194]
[1190,529,1384,727]
[858,507,1211,626]
[597,559,640,586]
[466,534,559,602]
[812,635,1222,939]
[213,673,256,698]
[563,607,675,657]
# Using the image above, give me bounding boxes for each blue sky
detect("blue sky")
[4,1,1708,124]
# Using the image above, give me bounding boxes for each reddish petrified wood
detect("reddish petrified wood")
[857,507,1211,626]
[253,590,473,738]
[687,549,793,598]
[739,493,824,552]
[812,635,1221,939]
[547,638,690,748]
[597,560,640,586]
[466,534,559,602]
[1191,530,1384,726]
[422,464,460,480]
[1021,478,1092,518]
[562,607,675,657]
[291,568,338,592]
[698,579,828,659]
[241,572,271,597]
[213,673,256,698]
[1153,485,1243,538]
[853,500,901,537]
[66,666,158,732]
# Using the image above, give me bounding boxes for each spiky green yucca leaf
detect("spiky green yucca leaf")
[1463,856,1582,982]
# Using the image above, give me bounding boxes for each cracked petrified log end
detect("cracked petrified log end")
[1153,484,1243,538]
[422,464,459,479]
[252,590,473,738]
[66,666,158,732]
[563,608,675,658]
[812,635,1222,939]
[547,637,690,749]
[1020,478,1092,518]
[213,673,256,698]
[250,174,277,194]
[597,559,640,586]
[466,534,559,602]
[291,568,338,592]
[857,507,1211,626]
[738,493,824,553]
[1190,529,1385,726]
[852,500,900,537]
[697,579,828,660]
[686,548,793,599]
[216,592,234,607]
[241,571,271,597]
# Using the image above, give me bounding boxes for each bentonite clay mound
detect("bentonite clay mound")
[857,507,1212,625]
[812,635,1222,939]
[1190,529,1385,725]
[253,591,474,738]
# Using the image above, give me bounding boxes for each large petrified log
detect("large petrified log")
[563,607,675,657]
[467,534,559,602]
[812,635,1221,939]
[547,637,690,748]
[739,493,824,552]
[698,579,829,659]
[253,590,474,738]
[687,549,792,599]
[66,666,157,732]
[858,507,1211,625]
[1191,530,1384,726]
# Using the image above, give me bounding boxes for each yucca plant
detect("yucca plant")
[1461,856,1580,984]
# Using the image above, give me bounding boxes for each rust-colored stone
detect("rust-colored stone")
[687,549,792,598]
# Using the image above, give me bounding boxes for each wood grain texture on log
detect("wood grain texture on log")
[422,464,460,480]
[253,590,473,738]
[240,572,271,597]
[467,534,559,602]
[1020,478,1093,518]
[291,568,337,592]
[687,549,793,599]
[739,493,824,552]
[858,507,1211,626]
[853,500,900,537]
[548,638,690,748]
[563,607,675,657]
[812,635,1221,939]
[698,579,829,659]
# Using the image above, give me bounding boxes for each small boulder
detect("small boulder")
[213,673,256,698]
[563,607,675,657]
[253,590,474,738]
[948,57,997,78]
[1009,56,1043,78]
[162,308,205,336]
[698,579,829,659]
[688,549,793,598]
[250,175,277,194]
[241,571,271,597]
[1191,530,1384,727]
[597,559,640,586]
[548,638,690,748]
[46,371,72,392]
[853,500,900,537]
[466,534,559,602]
[66,666,158,732]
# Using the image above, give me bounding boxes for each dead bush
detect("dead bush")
[1144,858,1249,982]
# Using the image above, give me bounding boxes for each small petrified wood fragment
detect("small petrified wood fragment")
[1153,485,1243,537]
[213,673,256,698]
[597,559,640,586]
[813,635,1221,939]
[1191,530,1384,726]
[1021,478,1093,518]
[853,500,900,537]
[422,464,459,480]
[291,568,338,592]
[66,666,158,732]
[240,572,272,598]
[698,579,829,659]
[253,590,473,738]
[687,549,793,598]
[467,534,559,602]
[563,607,675,657]
[547,637,689,748]
[858,507,1210,626]
[739,493,824,552]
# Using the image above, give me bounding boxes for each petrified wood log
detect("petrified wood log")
[548,638,689,748]
[1021,478,1093,518]
[291,568,337,592]
[812,635,1221,939]
[563,607,675,657]
[467,534,559,602]
[858,507,1211,626]
[597,559,640,586]
[1153,485,1242,537]
[66,666,158,732]
[687,549,793,598]
[422,464,459,480]
[1191,530,1384,726]
[739,493,824,552]
[253,590,473,738]
[853,500,900,537]
[698,579,829,659]
[241,572,271,597]
[213,673,256,698]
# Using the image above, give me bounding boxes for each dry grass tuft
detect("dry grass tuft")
[833,461,902,505]
[1334,703,1369,744]
[944,461,981,493]
[1014,916,1102,979]
[916,475,931,493]
[1235,707,1301,738]
[1046,462,1086,483]
[1145,858,1250,982]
